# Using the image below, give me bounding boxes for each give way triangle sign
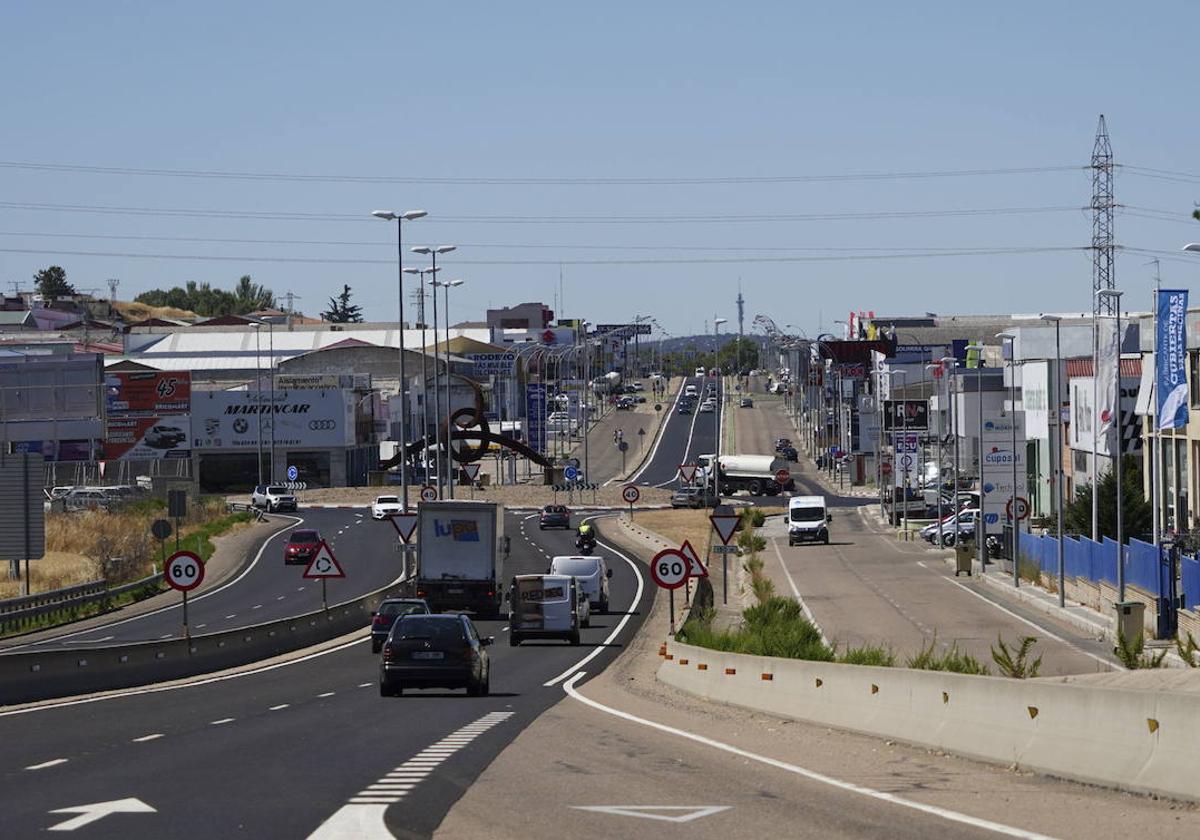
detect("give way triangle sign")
[570,805,731,823]
[303,540,345,579]
[463,463,481,482]
[389,512,420,543]
[678,463,698,483]
[709,512,740,545]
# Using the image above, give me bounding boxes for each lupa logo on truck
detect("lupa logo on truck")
[434,519,481,542]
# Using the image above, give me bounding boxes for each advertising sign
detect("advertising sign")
[191,390,353,450]
[105,416,191,460]
[982,413,1025,441]
[1157,289,1189,430]
[882,399,929,431]
[524,383,547,454]
[467,353,518,376]
[104,371,191,415]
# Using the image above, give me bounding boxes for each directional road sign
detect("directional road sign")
[711,544,739,554]
[164,550,204,592]
[774,468,791,486]
[389,512,419,543]
[303,541,345,579]
[151,518,172,541]
[679,463,699,483]
[420,484,438,503]
[564,465,579,481]
[463,463,481,482]
[709,512,740,545]
[287,465,299,481]
[650,548,689,590]
[679,540,709,578]
[621,485,641,504]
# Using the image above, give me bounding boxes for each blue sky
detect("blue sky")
[1,1,1198,337]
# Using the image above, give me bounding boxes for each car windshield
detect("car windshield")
[392,617,466,642]
[290,530,319,542]
[376,496,399,504]
[554,558,601,576]
[378,601,426,617]
[267,485,288,494]
[790,507,825,522]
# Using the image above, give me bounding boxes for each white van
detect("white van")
[508,574,587,646]
[548,555,612,612]
[787,495,831,546]
[694,366,706,377]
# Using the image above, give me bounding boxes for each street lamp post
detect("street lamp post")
[404,264,440,490]
[1040,314,1066,607]
[434,278,465,497]
[942,356,960,543]
[1097,289,1126,602]
[997,331,1020,588]
[373,209,427,510]
[250,322,264,486]
[926,362,946,547]
[268,320,276,482]
[965,342,987,568]
[411,246,456,497]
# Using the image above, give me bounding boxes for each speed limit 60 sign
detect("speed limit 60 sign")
[164,550,204,592]
[650,548,688,590]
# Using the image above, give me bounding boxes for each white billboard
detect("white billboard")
[191,390,354,450]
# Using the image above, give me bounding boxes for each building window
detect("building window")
[1190,351,1200,408]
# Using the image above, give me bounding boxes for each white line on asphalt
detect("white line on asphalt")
[770,538,828,645]
[132,734,164,742]
[75,635,114,643]
[543,528,646,687]
[358,682,372,688]
[159,633,172,639]
[562,674,1057,840]
[25,758,68,770]
[209,718,235,725]
[225,614,236,620]
[317,692,335,698]
[297,586,305,591]
[195,624,207,629]
[622,380,686,486]
[252,604,262,610]
[522,513,539,520]
[269,704,290,711]
[277,595,286,600]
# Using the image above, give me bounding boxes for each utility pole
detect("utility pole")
[1091,114,1116,541]
[736,282,745,375]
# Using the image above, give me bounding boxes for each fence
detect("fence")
[0,573,164,636]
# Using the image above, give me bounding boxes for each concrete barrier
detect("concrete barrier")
[659,639,1200,803]
[0,586,401,706]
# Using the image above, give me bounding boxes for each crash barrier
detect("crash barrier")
[0,573,164,636]
[0,584,400,706]
[660,639,1200,803]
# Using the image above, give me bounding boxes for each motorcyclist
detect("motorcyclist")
[575,523,596,553]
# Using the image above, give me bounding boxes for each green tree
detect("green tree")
[33,265,75,298]
[717,337,760,373]
[321,284,363,323]
[233,275,276,312]
[1062,454,1152,541]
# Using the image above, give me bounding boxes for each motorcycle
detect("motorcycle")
[575,535,596,555]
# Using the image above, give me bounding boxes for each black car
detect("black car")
[778,445,798,462]
[774,438,793,453]
[379,614,492,697]
[370,597,431,653]
[539,504,571,530]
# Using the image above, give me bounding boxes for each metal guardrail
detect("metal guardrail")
[0,573,164,635]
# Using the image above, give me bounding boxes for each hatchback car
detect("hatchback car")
[283,529,322,565]
[370,597,431,653]
[379,614,492,697]
[539,504,570,530]
[698,401,715,414]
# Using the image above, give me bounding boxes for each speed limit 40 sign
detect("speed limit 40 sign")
[622,484,641,505]
[650,548,689,590]
[164,550,204,592]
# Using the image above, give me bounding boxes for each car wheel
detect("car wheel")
[599,597,609,615]
[371,640,381,654]
[379,680,397,697]
[788,539,795,547]
[569,631,581,647]
[509,635,521,647]
[822,535,830,545]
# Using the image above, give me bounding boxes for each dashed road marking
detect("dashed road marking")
[318,692,336,698]
[132,733,164,743]
[210,718,235,726]
[269,704,290,711]
[25,758,68,770]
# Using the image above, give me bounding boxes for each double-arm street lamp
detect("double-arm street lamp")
[404,264,440,471]
[1097,288,1126,602]
[411,246,456,497]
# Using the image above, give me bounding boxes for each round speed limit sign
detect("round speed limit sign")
[420,485,438,503]
[621,484,641,504]
[650,548,688,590]
[164,550,204,592]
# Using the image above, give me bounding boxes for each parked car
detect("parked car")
[739,396,754,408]
[615,397,635,410]
[370,597,431,653]
[671,485,719,509]
[283,529,323,565]
[251,484,297,513]
[379,613,492,697]
[372,495,404,520]
[539,504,571,530]
[548,555,612,612]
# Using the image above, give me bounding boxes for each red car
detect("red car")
[284,529,322,565]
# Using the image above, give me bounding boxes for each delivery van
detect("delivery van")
[548,555,612,613]
[788,495,831,545]
[507,574,586,646]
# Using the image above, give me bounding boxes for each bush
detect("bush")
[991,635,1042,679]
[737,532,767,553]
[741,508,766,528]
[1115,629,1167,669]
[1177,632,1200,668]
[906,637,991,675]
[838,644,896,667]
[750,575,776,604]
[676,596,834,661]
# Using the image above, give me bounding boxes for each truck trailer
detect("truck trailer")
[410,500,508,617]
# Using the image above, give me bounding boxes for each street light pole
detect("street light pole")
[411,246,456,497]
[1040,315,1065,606]
[1098,289,1126,602]
[997,331,1020,587]
[251,322,263,486]
[966,343,987,568]
[434,278,465,497]
[943,356,960,542]
[268,320,276,482]
[373,209,427,510]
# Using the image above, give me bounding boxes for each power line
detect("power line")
[0,159,1086,185]
[0,200,1084,225]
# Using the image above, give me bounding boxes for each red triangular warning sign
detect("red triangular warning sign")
[679,463,698,483]
[389,513,419,543]
[709,513,740,545]
[679,540,708,578]
[303,540,345,579]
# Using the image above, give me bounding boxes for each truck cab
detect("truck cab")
[788,495,831,545]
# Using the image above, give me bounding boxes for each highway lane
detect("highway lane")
[0,509,651,838]
[3,508,402,651]
[630,373,723,487]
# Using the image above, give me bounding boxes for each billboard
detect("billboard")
[525,383,547,454]
[104,416,191,460]
[882,399,929,431]
[1157,289,1189,430]
[104,371,191,415]
[191,390,354,450]
[467,353,517,376]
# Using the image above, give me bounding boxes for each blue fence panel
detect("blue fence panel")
[1065,537,1085,579]
[1181,554,1200,612]
[1079,537,1102,583]
[1125,539,1161,596]
[1100,538,1120,586]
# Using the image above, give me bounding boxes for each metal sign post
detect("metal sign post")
[622,484,640,521]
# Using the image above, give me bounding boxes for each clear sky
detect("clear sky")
[1,1,1198,337]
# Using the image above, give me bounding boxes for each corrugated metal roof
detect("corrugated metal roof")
[130,326,490,356]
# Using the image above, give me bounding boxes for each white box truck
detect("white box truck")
[411,501,508,617]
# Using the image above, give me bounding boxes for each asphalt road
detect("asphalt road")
[629,373,723,487]
[1,509,651,838]
[3,508,407,651]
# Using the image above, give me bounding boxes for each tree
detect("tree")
[1061,454,1152,542]
[34,265,75,298]
[134,276,273,317]
[234,275,276,312]
[321,284,363,323]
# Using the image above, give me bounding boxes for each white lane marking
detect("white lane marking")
[308,711,515,839]
[25,758,68,770]
[623,380,686,485]
[252,604,262,610]
[358,682,372,688]
[76,635,114,643]
[563,674,1057,840]
[195,624,207,629]
[225,615,236,620]
[159,634,172,639]
[297,586,306,592]
[571,805,731,823]
[132,733,164,743]
[270,704,290,711]
[770,538,828,644]
[934,573,1121,671]
[317,692,336,698]
[0,637,368,719]
[1,514,305,653]
[277,595,286,600]
[543,526,646,687]
[522,513,539,520]
[209,718,235,725]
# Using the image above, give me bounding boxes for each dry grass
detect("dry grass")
[0,551,95,599]
[111,300,197,322]
[634,508,714,554]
